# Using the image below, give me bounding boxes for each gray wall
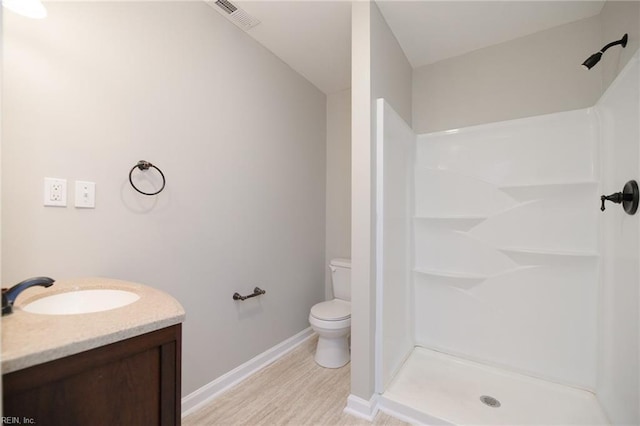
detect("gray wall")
[350,0,412,403]
[2,2,327,397]
[371,4,413,128]
[413,1,640,134]
[600,0,640,91]
[325,89,351,299]
[412,14,603,133]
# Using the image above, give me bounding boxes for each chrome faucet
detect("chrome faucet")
[2,277,55,315]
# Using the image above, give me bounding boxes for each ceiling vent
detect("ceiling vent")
[206,0,261,31]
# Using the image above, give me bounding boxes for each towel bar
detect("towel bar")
[233,287,266,301]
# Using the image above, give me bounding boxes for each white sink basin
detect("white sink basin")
[23,289,140,315]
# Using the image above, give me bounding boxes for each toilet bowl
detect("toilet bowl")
[309,259,351,368]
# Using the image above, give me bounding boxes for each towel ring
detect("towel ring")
[129,160,166,196]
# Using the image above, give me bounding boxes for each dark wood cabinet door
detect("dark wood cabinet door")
[3,325,181,426]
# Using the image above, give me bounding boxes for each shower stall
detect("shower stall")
[374,52,639,424]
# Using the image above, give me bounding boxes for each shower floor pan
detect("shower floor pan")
[378,348,609,425]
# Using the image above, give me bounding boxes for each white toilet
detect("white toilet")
[308,258,351,368]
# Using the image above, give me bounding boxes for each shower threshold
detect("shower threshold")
[378,348,609,425]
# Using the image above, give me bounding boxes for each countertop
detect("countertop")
[1,277,185,374]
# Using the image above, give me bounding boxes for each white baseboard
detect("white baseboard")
[343,393,379,421]
[181,327,315,417]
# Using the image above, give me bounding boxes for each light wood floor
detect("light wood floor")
[183,335,408,426]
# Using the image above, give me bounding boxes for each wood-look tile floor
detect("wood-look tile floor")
[183,335,408,426]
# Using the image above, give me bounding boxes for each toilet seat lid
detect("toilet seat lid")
[310,299,350,321]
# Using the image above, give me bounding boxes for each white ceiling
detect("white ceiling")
[233,1,605,95]
[236,0,352,94]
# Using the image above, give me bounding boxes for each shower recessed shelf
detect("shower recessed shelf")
[499,247,598,257]
[414,267,488,280]
[498,181,598,201]
[414,215,487,231]
[498,247,598,265]
[413,268,488,290]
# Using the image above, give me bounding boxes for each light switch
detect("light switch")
[75,181,95,208]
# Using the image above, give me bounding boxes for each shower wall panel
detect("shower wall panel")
[413,109,599,390]
[376,99,415,392]
[596,51,639,425]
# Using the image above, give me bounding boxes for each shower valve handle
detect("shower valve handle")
[600,180,639,214]
[600,192,624,211]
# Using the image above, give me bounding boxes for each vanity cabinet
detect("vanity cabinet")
[3,324,181,426]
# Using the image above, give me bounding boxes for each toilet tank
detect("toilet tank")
[330,258,351,302]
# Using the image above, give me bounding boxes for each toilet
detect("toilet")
[308,258,351,368]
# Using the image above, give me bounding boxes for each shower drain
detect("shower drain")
[479,395,501,408]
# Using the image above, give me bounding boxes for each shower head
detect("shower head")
[581,52,603,70]
[582,34,628,70]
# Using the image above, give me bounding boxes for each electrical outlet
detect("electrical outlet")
[75,181,95,208]
[44,178,67,207]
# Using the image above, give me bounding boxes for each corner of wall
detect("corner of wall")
[350,0,375,401]
[599,0,640,93]
[325,89,353,300]
[351,0,414,403]
[370,1,413,128]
